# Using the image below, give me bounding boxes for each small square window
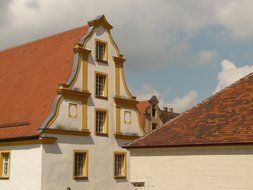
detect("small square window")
[0,152,10,178]
[95,73,108,98]
[114,152,126,178]
[96,41,107,62]
[74,151,88,179]
[95,110,108,135]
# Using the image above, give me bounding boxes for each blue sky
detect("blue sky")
[0,0,253,112]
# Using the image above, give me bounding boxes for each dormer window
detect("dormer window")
[152,106,156,117]
[96,40,107,62]
[152,123,157,130]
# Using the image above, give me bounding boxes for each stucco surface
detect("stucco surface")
[130,146,253,190]
[0,145,42,190]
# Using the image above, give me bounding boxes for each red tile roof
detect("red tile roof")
[127,73,253,148]
[0,25,89,140]
[136,101,150,127]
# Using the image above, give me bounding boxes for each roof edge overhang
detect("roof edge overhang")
[0,135,57,146]
[124,142,253,149]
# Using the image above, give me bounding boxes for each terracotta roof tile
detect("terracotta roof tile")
[0,25,89,140]
[136,101,149,127]
[127,73,253,148]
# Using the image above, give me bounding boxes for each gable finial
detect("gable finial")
[87,15,113,30]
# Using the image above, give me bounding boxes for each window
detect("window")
[96,40,107,62]
[152,123,157,130]
[0,152,10,178]
[152,106,156,117]
[74,151,88,179]
[95,72,108,98]
[95,109,108,135]
[114,152,126,178]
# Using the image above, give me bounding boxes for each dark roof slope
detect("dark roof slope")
[0,25,89,140]
[126,73,253,148]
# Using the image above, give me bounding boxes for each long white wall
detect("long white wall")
[0,144,42,190]
[130,146,253,190]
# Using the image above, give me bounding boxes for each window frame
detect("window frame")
[95,108,109,136]
[0,151,10,179]
[95,39,108,63]
[152,123,157,130]
[95,71,108,100]
[73,150,89,180]
[114,151,127,179]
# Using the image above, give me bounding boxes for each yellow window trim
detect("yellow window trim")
[95,71,109,99]
[0,151,11,180]
[95,39,108,63]
[73,150,89,179]
[94,108,109,135]
[114,151,127,179]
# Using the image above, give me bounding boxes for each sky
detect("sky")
[1,0,253,113]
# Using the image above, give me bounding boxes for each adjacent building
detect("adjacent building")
[0,15,144,190]
[137,96,179,133]
[126,73,253,190]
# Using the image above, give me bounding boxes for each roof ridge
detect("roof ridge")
[126,72,253,147]
[0,24,89,53]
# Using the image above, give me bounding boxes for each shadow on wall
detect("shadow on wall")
[43,135,94,154]
[129,146,253,157]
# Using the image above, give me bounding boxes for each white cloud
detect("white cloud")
[217,0,253,40]
[167,91,198,113]
[196,50,218,65]
[214,59,253,93]
[135,84,198,113]
[1,0,253,71]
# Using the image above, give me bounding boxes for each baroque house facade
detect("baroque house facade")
[0,15,144,190]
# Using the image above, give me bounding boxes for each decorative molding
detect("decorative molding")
[73,44,91,58]
[114,96,139,109]
[44,128,90,136]
[0,137,57,147]
[88,15,113,31]
[57,85,91,102]
[114,133,140,140]
[113,56,125,68]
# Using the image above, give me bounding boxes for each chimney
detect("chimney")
[163,107,168,112]
[168,108,173,112]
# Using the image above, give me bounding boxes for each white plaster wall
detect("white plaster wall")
[130,146,253,190]
[121,108,142,134]
[0,145,42,190]
[51,99,82,131]
[41,134,133,190]
[119,70,128,98]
